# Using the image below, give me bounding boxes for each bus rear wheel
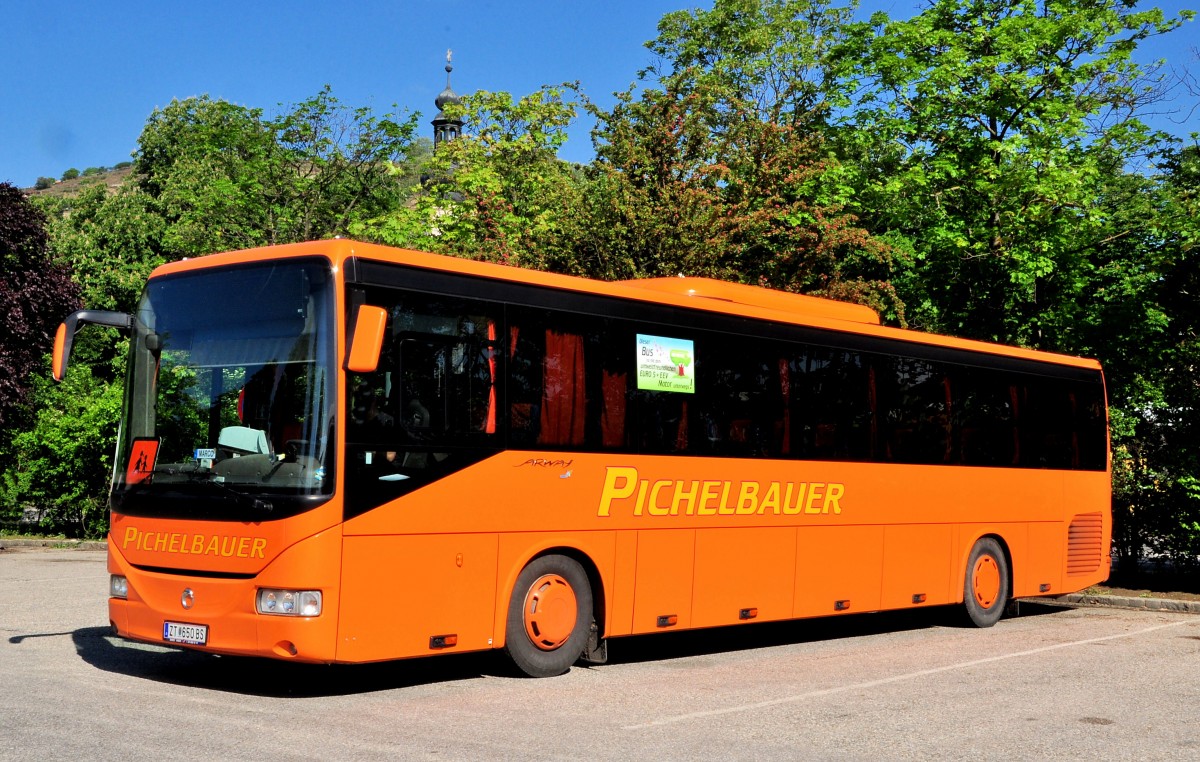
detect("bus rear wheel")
[963,537,1010,627]
[504,554,593,677]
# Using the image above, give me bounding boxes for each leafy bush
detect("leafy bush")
[1,359,123,539]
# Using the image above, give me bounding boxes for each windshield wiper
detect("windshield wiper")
[189,476,275,513]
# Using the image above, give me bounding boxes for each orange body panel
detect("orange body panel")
[1028,522,1066,595]
[881,524,954,609]
[795,525,884,616]
[105,240,1112,666]
[620,277,882,325]
[692,527,796,627]
[608,530,639,636]
[632,530,696,631]
[109,501,342,576]
[337,533,499,662]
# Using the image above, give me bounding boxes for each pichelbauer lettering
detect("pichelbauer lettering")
[597,466,845,518]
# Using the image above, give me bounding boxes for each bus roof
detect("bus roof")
[151,239,1102,371]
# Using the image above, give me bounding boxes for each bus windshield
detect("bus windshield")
[111,258,336,520]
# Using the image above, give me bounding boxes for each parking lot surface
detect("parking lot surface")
[2,547,1198,760]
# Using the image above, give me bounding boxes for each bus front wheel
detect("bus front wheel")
[504,554,593,677]
[963,538,1010,627]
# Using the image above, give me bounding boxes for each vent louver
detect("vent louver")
[1067,512,1104,576]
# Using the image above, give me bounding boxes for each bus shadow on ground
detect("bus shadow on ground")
[598,601,1062,668]
[67,602,1066,696]
[69,626,497,697]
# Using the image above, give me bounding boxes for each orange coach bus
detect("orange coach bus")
[52,239,1111,677]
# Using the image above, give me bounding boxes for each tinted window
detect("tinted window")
[346,277,1107,510]
[345,289,502,517]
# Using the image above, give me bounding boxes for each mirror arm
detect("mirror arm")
[53,309,134,381]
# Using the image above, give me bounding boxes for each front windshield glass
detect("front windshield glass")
[112,257,336,520]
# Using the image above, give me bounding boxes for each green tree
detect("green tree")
[841,0,1193,342]
[34,177,55,190]
[646,0,862,127]
[60,168,79,181]
[1,182,83,533]
[576,0,900,313]
[354,86,584,270]
[136,86,420,257]
[1114,143,1200,567]
[1,358,123,538]
[37,184,165,313]
[839,0,1196,566]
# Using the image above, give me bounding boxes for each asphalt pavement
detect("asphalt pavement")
[3,545,1199,760]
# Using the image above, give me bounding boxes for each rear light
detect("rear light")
[257,588,322,617]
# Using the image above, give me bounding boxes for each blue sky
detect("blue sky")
[2,0,1196,188]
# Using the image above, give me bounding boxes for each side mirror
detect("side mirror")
[52,322,71,382]
[346,305,387,373]
[52,310,134,381]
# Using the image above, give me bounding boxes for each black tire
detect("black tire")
[504,554,593,678]
[963,537,1010,627]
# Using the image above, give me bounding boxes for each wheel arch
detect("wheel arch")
[494,543,608,649]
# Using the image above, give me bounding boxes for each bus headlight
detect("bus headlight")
[257,588,322,617]
[110,575,128,599]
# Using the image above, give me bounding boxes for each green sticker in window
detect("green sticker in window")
[636,334,695,393]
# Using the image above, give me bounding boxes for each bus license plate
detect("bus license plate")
[163,621,208,646]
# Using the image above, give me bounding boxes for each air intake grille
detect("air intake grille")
[1067,512,1104,575]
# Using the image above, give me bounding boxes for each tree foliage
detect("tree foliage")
[0,183,80,430]
[842,0,1192,341]
[2,358,123,537]
[645,0,861,125]
[353,86,583,269]
[1106,143,1200,566]
[579,0,902,316]
[38,184,165,314]
[137,86,421,257]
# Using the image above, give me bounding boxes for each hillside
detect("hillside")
[24,165,135,197]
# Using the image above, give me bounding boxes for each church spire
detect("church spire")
[432,49,463,146]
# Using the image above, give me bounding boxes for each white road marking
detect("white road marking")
[623,618,1195,730]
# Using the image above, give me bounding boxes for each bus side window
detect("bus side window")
[507,323,543,446]
[696,335,785,458]
[540,329,587,446]
[877,356,955,464]
[957,369,1017,467]
[798,349,872,460]
[508,308,630,451]
[637,390,692,454]
[1019,377,1086,469]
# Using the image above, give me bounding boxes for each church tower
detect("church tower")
[432,50,463,146]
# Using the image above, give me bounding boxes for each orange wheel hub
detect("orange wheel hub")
[523,573,577,650]
[972,556,1001,609]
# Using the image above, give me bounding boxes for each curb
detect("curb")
[1036,593,1200,615]
[0,538,106,552]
